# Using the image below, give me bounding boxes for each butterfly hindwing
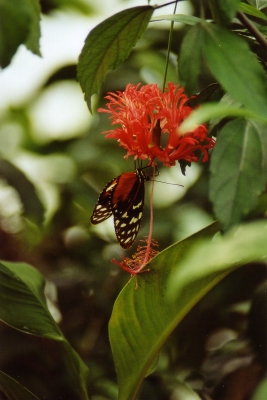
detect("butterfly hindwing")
[90,169,149,249]
[112,169,147,249]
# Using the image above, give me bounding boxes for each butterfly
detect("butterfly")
[91,169,150,249]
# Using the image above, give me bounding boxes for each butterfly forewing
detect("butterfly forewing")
[112,169,147,249]
[90,177,118,224]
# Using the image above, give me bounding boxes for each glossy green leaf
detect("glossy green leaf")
[0,159,44,226]
[77,6,154,111]
[0,261,89,400]
[168,221,267,299]
[179,24,202,95]
[201,23,267,118]
[239,2,267,20]
[109,221,220,400]
[0,370,40,400]
[210,118,267,231]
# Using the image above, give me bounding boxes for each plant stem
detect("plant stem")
[237,11,267,52]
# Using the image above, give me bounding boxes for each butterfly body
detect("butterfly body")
[91,169,149,249]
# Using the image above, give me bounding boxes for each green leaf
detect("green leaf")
[77,6,154,111]
[210,0,241,26]
[247,0,267,11]
[0,0,41,68]
[179,24,202,95]
[151,14,201,25]
[0,261,89,400]
[109,221,220,400]
[201,23,267,118]
[0,0,30,68]
[24,0,41,56]
[168,221,267,299]
[179,102,261,135]
[0,159,44,226]
[239,2,267,20]
[210,119,267,231]
[0,370,40,400]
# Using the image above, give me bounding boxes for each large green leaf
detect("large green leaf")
[77,6,154,111]
[210,118,267,231]
[0,261,89,400]
[109,221,220,400]
[201,23,267,119]
[0,370,40,400]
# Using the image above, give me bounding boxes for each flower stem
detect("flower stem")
[237,11,267,52]
[142,166,156,266]
[162,0,178,91]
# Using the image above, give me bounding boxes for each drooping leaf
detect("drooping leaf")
[210,118,267,231]
[0,370,40,400]
[201,23,267,119]
[109,222,220,400]
[0,261,89,400]
[77,6,154,111]
[179,24,203,95]
[0,159,44,226]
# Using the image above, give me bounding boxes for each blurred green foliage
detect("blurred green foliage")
[1,0,267,399]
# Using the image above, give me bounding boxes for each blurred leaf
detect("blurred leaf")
[210,119,267,231]
[252,377,267,400]
[0,159,44,226]
[109,221,220,400]
[0,370,40,400]
[168,220,267,298]
[151,14,201,25]
[77,6,154,111]
[247,0,267,10]
[179,102,260,134]
[211,0,240,26]
[0,0,41,67]
[24,0,41,56]
[239,2,267,20]
[179,24,203,95]
[0,0,30,68]
[201,23,267,118]
[0,261,89,400]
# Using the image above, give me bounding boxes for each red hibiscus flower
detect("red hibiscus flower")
[98,82,214,168]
